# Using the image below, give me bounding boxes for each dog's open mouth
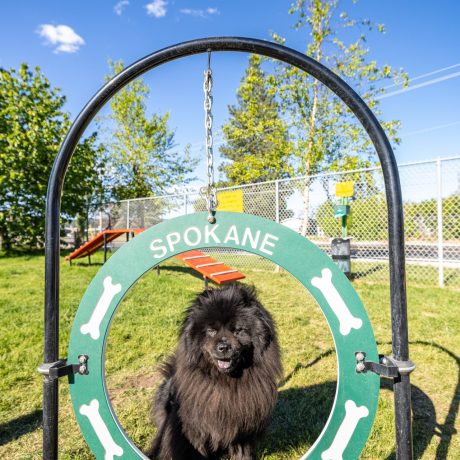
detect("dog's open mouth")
[217,359,232,370]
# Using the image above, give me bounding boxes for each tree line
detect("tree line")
[1,0,408,251]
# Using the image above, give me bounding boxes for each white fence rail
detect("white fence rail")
[86,157,460,288]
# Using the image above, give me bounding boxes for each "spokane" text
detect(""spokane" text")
[150,224,279,259]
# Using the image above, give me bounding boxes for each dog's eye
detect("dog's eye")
[206,328,217,337]
[234,328,247,336]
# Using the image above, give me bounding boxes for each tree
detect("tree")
[102,60,197,202]
[219,55,294,220]
[219,54,293,184]
[403,194,460,241]
[0,64,104,251]
[273,0,407,235]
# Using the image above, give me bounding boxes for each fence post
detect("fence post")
[275,179,280,273]
[275,179,280,223]
[126,199,130,229]
[436,158,444,287]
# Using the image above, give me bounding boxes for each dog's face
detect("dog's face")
[201,311,253,373]
[179,284,275,374]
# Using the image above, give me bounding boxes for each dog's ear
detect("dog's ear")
[178,307,203,367]
[255,307,276,349]
[234,284,275,348]
[238,283,258,304]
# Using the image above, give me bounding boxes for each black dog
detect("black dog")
[147,283,282,460]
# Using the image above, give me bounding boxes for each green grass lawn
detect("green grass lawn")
[0,251,459,459]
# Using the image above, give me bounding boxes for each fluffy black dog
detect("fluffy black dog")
[147,283,282,460]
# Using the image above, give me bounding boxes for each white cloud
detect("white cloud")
[145,0,167,18]
[114,0,129,16]
[180,7,219,18]
[37,24,85,53]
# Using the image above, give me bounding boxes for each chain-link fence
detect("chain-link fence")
[83,157,460,288]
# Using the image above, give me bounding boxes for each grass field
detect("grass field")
[0,251,459,459]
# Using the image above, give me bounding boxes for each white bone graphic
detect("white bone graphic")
[79,399,123,460]
[321,400,369,460]
[80,276,122,340]
[311,268,362,335]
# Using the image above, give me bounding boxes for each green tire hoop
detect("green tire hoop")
[68,212,379,459]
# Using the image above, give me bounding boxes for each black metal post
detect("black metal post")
[43,37,412,459]
[103,233,108,263]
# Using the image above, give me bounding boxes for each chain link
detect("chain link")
[92,157,460,288]
[200,52,218,223]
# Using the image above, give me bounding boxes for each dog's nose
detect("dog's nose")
[217,341,230,353]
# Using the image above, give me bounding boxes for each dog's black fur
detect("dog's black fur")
[147,283,282,460]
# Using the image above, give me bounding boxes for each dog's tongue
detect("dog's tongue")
[218,360,231,369]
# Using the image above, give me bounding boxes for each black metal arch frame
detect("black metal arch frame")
[43,37,413,459]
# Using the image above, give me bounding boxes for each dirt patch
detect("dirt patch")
[107,369,162,402]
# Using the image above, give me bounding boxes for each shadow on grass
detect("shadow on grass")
[380,379,436,460]
[263,381,335,456]
[67,260,104,267]
[2,343,456,458]
[154,264,220,285]
[265,340,459,459]
[376,340,459,460]
[428,342,460,460]
[352,263,386,280]
[444,270,459,286]
[264,377,437,459]
[0,249,44,260]
[0,410,42,446]
[278,349,336,388]
[408,341,459,460]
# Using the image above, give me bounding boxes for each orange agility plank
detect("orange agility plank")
[65,229,144,261]
[176,250,245,284]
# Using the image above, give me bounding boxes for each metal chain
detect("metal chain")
[200,51,218,223]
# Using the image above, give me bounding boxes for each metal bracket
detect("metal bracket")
[355,352,415,378]
[38,355,88,380]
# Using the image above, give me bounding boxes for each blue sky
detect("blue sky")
[1,0,460,185]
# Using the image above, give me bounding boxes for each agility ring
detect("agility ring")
[68,212,379,459]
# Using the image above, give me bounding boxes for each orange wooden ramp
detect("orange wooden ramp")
[176,250,245,284]
[65,229,144,261]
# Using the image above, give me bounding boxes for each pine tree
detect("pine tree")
[220,54,292,185]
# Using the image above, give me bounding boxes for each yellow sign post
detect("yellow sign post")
[217,189,244,212]
[335,181,354,198]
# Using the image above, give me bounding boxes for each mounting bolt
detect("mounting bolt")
[356,362,366,372]
[356,352,365,362]
[78,355,88,374]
